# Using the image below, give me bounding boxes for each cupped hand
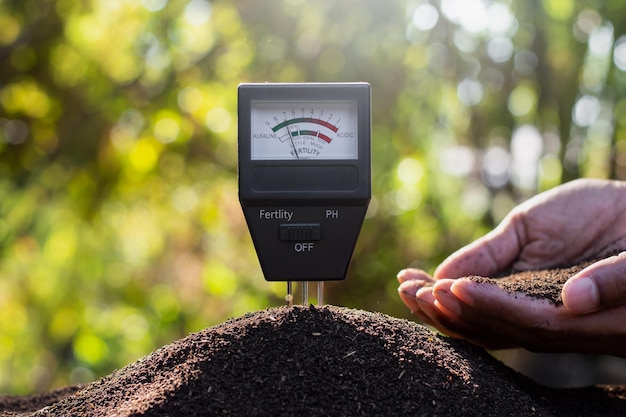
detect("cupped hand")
[398,179,626,356]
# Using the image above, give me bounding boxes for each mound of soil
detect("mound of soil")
[1,305,625,417]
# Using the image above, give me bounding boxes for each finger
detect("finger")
[429,280,518,349]
[448,278,626,354]
[398,279,433,324]
[427,267,626,356]
[414,285,467,338]
[397,269,438,323]
[448,279,551,326]
[397,268,434,284]
[448,279,563,351]
[562,252,626,314]
[433,218,523,279]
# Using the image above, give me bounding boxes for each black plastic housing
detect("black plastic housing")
[238,83,371,281]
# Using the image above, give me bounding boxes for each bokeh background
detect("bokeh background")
[2,0,626,394]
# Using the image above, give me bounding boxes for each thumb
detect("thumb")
[562,252,626,314]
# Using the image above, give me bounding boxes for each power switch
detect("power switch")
[279,223,322,241]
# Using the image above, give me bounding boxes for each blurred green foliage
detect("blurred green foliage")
[1,0,626,394]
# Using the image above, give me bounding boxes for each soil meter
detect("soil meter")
[238,82,371,306]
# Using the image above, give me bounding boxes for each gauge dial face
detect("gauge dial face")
[250,100,358,160]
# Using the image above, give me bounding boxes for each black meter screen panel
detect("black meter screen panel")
[238,83,371,282]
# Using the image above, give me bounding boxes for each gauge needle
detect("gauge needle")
[286,127,299,159]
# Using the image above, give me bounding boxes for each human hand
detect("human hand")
[398,179,626,356]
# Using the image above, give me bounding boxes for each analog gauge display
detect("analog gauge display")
[250,100,358,160]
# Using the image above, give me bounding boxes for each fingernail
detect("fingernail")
[397,269,409,278]
[397,268,425,282]
[398,280,420,297]
[396,269,411,284]
[396,269,414,279]
[450,280,475,307]
[433,288,462,316]
[415,287,434,303]
[562,276,600,314]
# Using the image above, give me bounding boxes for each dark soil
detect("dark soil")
[0,386,81,417]
[466,250,626,305]
[467,260,597,305]
[1,305,625,417]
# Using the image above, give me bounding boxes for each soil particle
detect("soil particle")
[1,305,625,416]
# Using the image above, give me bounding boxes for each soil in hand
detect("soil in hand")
[465,254,621,305]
